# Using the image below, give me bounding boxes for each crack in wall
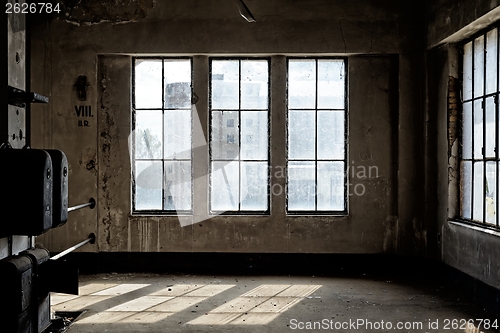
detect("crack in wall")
[448,76,460,158]
[99,68,112,249]
[339,20,347,53]
[339,18,376,54]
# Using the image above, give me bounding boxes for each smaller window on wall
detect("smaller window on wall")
[286,58,347,214]
[460,26,500,228]
[132,58,193,214]
[209,58,270,214]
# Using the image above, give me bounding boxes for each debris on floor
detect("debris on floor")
[44,311,86,333]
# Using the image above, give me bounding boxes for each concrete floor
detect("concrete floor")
[51,273,498,333]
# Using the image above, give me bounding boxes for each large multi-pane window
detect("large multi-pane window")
[287,59,347,213]
[209,59,270,213]
[132,56,348,216]
[133,58,192,213]
[461,27,500,228]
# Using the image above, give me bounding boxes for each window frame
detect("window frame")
[285,56,349,216]
[458,24,500,230]
[131,55,350,217]
[132,56,194,215]
[208,57,272,215]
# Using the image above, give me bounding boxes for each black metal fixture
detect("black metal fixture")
[8,85,49,108]
[0,148,54,237]
[74,75,89,101]
[236,0,256,22]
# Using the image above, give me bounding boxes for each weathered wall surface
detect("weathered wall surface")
[31,0,425,254]
[427,0,500,47]
[427,1,500,289]
[95,54,397,253]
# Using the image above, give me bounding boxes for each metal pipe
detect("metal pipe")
[50,233,96,260]
[68,198,96,212]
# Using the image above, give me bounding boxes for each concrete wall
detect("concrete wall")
[31,0,426,254]
[426,1,500,289]
[427,0,500,48]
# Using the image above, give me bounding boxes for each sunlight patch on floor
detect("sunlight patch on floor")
[76,311,135,324]
[72,284,237,324]
[64,282,321,326]
[150,284,203,296]
[187,284,322,325]
[51,293,79,306]
[106,296,174,312]
[79,283,118,295]
[52,296,114,311]
[91,284,150,296]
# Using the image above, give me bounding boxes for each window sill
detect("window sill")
[132,212,192,216]
[448,220,500,237]
[286,214,348,217]
[131,213,272,218]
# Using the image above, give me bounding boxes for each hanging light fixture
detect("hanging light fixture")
[236,0,256,23]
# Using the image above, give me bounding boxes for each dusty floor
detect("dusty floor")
[51,273,498,333]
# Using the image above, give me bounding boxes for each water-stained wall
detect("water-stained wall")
[30,0,425,255]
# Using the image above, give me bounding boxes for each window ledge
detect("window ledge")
[448,220,500,237]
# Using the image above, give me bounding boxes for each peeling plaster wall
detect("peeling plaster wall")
[30,0,425,254]
[427,0,500,48]
[427,2,500,289]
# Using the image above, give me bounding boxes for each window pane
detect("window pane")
[318,60,345,109]
[473,162,484,222]
[135,161,162,210]
[240,162,268,210]
[135,60,162,109]
[474,35,485,97]
[164,161,191,211]
[133,58,193,213]
[463,42,473,100]
[211,161,239,211]
[211,111,239,160]
[473,99,483,160]
[210,59,270,213]
[287,59,346,213]
[317,162,344,211]
[461,161,472,219]
[288,161,315,211]
[164,63,191,109]
[288,110,315,160]
[485,97,496,158]
[241,111,268,160]
[135,111,163,159]
[485,162,496,224]
[486,29,498,94]
[288,60,316,109]
[164,110,191,160]
[462,102,473,159]
[212,60,239,109]
[241,61,268,109]
[317,111,344,160]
